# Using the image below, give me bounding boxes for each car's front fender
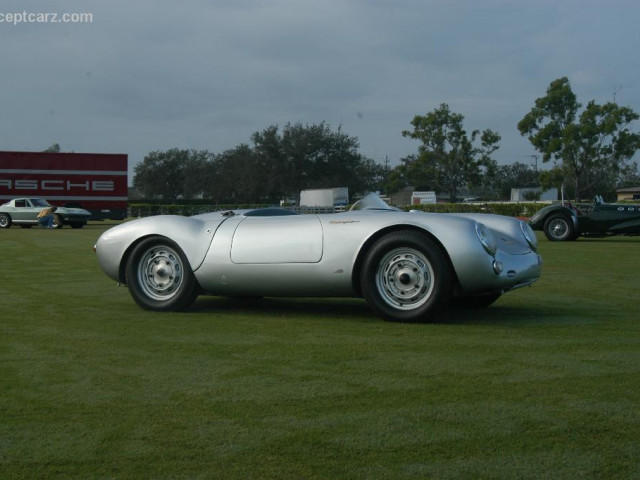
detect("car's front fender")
[95,214,227,283]
[529,204,578,232]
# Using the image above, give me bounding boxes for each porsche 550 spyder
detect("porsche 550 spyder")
[529,195,640,241]
[94,194,542,322]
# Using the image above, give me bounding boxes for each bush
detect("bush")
[401,202,547,218]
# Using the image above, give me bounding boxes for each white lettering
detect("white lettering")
[67,180,90,191]
[42,180,65,190]
[0,11,93,25]
[92,180,114,191]
[0,178,117,192]
[16,179,38,190]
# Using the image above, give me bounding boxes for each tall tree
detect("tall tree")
[253,122,376,200]
[401,104,500,202]
[518,77,640,201]
[485,162,540,200]
[133,149,213,200]
[133,123,384,203]
[211,145,259,203]
[42,143,61,152]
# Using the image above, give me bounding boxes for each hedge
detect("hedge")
[400,202,546,217]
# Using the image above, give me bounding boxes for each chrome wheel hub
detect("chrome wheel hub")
[549,218,568,239]
[376,248,434,310]
[137,246,183,300]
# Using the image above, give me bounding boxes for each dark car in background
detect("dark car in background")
[529,195,640,241]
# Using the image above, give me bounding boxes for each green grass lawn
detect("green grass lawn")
[1,223,639,479]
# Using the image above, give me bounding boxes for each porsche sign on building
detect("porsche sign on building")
[0,150,128,220]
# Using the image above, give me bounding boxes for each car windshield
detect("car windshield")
[31,199,51,207]
[349,193,398,211]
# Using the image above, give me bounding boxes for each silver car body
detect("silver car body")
[95,194,542,321]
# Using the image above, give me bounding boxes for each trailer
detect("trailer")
[299,188,349,207]
[0,151,128,220]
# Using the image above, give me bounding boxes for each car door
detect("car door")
[11,199,38,222]
[230,215,323,264]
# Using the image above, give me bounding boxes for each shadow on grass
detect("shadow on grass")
[186,295,579,327]
[544,236,640,243]
[189,295,374,320]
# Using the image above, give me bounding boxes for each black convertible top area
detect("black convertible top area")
[243,207,299,217]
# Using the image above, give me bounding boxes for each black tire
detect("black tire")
[543,214,575,241]
[0,213,11,228]
[360,230,452,322]
[125,236,199,311]
[453,292,502,308]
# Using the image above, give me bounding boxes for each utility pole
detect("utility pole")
[613,85,623,103]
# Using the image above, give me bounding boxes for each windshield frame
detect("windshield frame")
[30,198,51,207]
[349,193,400,211]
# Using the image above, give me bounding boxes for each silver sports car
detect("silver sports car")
[94,194,542,322]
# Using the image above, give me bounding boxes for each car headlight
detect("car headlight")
[475,222,497,256]
[520,221,538,252]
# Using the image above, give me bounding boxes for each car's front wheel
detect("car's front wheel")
[0,213,11,228]
[125,236,199,311]
[543,214,575,241]
[360,230,451,322]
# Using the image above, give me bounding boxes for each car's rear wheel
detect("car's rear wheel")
[125,236,199,311]
[543,214,575,241]
[360,230,451,322]
[0,213,11,228]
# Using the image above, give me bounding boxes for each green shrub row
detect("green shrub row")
[401,202,547,217]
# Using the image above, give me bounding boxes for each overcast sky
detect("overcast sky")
[1,0,639,178]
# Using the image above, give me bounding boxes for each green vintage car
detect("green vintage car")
[529,195,640,241]
[0,198,91,229]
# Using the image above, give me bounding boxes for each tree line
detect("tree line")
[132,123,385,203]
[132,78,640,203]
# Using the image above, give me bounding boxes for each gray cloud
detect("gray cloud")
[1,0,638,176]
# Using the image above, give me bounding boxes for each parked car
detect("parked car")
[0,198,91,229]
[94,193,542,322]
[529,195,640,241]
